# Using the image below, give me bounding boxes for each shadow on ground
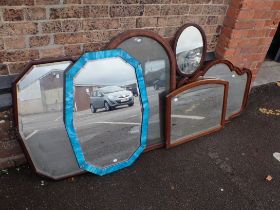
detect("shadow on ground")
[1,83,280,210]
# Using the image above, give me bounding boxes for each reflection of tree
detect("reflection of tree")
[176,47,203,74]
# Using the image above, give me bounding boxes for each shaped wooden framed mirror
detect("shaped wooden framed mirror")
[64,49,149,176]
[178,60,252,122]
[174,23,207,77]
[13,58,83,180]
[107,30,176,151]
[165,79,228,148]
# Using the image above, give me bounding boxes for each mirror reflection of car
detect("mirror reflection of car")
[126,86,138,97]
[153,73,166,90]
[90,86,134,113]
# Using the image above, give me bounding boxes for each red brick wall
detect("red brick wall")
[216,0,280,81]
[0,0,231,169]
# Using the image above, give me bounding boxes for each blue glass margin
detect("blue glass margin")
[64,49,149,176]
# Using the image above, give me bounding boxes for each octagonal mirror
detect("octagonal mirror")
[14,59,82,180]
[107,30,177,149]
[175,24,206,76]
[166,79,228,148]
[203,61,252,121]
[64,49,149,176]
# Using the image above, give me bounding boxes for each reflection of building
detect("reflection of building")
[18,70,64,115]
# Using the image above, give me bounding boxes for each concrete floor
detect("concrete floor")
[253,60,280,86]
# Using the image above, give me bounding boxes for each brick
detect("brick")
[166,16,182,27]
[41,21,62,33]
[64,44,82,56]
[25,8,46,20]
[144,5,160,16]
[3,9,24,21]
[0,39,3,50]
[140,0,161,3]
[50,6,85,19]
[40,46,64,59]
[89,6,109,18]
[83,0,121,3]
[161,5,190,16]
[0,22,38,36]
[136,17,159,28]
[54,33,85,44]
[63,0,81,3]
[172,0,210,3]
[110,5,144,17]
[189,5,203,15]
[35,0,60,5]
[234,21,255,30]
[83,43,105,52]
[84,31,111,42]
[181,15,207,25]
[7,62,28,74]
[0,64,8,75]
[62,19,83,32]
[272,2,280,10]
[123,0,140,3]
[206,16,218,25]
[212,0,223,4]
[29,35,50,47]
[83,18,120,30]
[0,0,34,6]
[120,18,136,29]
[203,5,228,15]
[4,37,25,49]
[1,50,39,62]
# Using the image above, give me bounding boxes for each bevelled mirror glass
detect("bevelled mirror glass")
[15,60,82,180]
[166,80,228,148]
[64,50,149,176]
[115,36,170,147]
[203,63,251,120]
[175,24,206,76]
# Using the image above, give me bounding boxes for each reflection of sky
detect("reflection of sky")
[176,26,203,54]
[18,61,72,90]
[74,57,137,86]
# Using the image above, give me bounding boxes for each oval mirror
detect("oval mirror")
[175,24,206,76]
[64,49,149,176]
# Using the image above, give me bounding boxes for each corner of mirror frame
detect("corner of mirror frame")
[173,23,208,78]
[178,59,253,122]
[11,56,79,181]
[165,79,229,149]
[105,29,177,91]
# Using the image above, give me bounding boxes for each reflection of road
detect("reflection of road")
[170,87,224,141]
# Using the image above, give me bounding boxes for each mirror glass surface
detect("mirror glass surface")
[204,64,247,119]
[118,36,170,146]
[16,61,82,178]
[176,26,204,75]
[170,83,224,143]
[73,57,142,168]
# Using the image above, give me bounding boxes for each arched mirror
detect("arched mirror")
[174,24,207,77]
[165,79,228,148]
[64,49,149,176]
[13,58,83,180]
[107,30,176,150]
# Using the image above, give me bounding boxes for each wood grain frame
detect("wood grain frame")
[173,23,207,78]
[178,59,252,122]
[106,29,177,91]
[12,57,85,180]
[165,79,229,149]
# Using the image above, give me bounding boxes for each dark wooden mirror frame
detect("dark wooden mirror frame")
[173,23,207,78]
[106,30,177,152]
[12,57,86,180]
[178,60,252,122]
[165,79,229,148]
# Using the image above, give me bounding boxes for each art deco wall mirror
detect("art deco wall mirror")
[13,58,82,180]
[64,49,149,176]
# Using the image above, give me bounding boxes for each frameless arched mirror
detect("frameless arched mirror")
[64,50,149,176]
[175,24,206,76]
[14,59,82,180]
[165,79,228,148]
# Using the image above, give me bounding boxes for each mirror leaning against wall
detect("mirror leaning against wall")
[14,59,82,180]
[64,49,149,176]
[175,24,207,76]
